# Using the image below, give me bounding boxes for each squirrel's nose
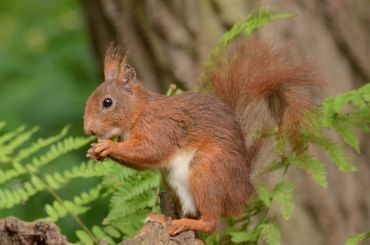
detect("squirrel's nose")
[83,124,95,136]
[85,129,95,136]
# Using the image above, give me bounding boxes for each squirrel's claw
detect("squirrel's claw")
[93,139,114,158]
[167,220,188,236]
[86,144,105,161]
[94,139,111,152]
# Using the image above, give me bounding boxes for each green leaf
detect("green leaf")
[45,204,59,221]
[208,7,293,62]
[260,222,281,245]
[345,232,370,245]
[308,134,356,172]
[13,125,70,163]
[293,155,328,188]
[30,175,44,189]
[203,233,220,245]
[104,226,121,238]
[92,225,115,244]
[76,230,94,245]
[103,168,161,237]
[0,125,26,147]
[256,184,271,207]
[229,231,253,243]
[272,182,295,219]
[333,121,360,153]
[0,126,39,162]
[318,82,370,155]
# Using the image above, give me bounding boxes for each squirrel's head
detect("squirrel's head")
[84,42,139,140]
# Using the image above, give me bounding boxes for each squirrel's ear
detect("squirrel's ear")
[118,64,136,84]
[104,41,127,82]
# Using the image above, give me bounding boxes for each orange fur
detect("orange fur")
[204,37,319,166]
[83,37,319,235]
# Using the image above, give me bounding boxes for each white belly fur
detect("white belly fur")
[166,149,197,216]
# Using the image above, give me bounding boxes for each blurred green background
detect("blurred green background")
[0,0,104,241]
[0,0,98,133]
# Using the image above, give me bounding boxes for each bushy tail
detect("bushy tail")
[204,37,319,167]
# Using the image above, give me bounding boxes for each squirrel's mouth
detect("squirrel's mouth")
[98,132,119,141]
[98,127,121,140]
[98,129,128,142]
[98,134,120,141]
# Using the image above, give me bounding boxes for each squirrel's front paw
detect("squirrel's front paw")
[94,139,114,158]
[86,143,104,161]
[167,219,189,236]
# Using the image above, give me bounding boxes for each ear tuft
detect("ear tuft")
[119,64,136,83]
[104,41,127,81]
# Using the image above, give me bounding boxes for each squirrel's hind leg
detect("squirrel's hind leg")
[167,215,218,236]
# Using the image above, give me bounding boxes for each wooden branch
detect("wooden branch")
[0,216,204,245]
[0,217,70,245]
[118,221,204,245]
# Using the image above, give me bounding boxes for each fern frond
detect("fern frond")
[73,184,103,207]
[45,200,88,222]
[308,131,356,172]
[319,83,370,152]
[0,161,110,209]
[102,163,138,188]
[13,125,71,163]
[228,231,254,243]
[209,7,293,59]
[111,212,149,239]
[332,116,360,152]
[0,126,39,162]
[76,230,94,245]
[0,175,44,208]
[256,183,272,208]
[292,155,328,188]
[111,171,161,202]
[30,136,94,171]
[102,169,160,237]
[0,168,20,185]
[63,159,114,179]
[0,125,26,146]
[345,232,370,245]
[92,226,115,244]
[103,226,122,239]
[272,182,295,219]
[76,225,117,245]
[44,184,104,222]
[259,222,281,245]
[0,136,94,185]
[255,182,294,219]
[105,189,158,224]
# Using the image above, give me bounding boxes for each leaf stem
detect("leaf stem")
[40,176,98,243]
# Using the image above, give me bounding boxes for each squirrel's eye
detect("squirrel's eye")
[103,98,113,108]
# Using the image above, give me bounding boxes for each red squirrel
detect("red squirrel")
[83,37,318,235]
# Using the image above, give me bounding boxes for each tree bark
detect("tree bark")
[0,217,70,245]
[80,1,370,244]
[0,217,203,245]
[119,221,204,245]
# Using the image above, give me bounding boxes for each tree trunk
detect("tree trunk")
[80,1,370,244]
